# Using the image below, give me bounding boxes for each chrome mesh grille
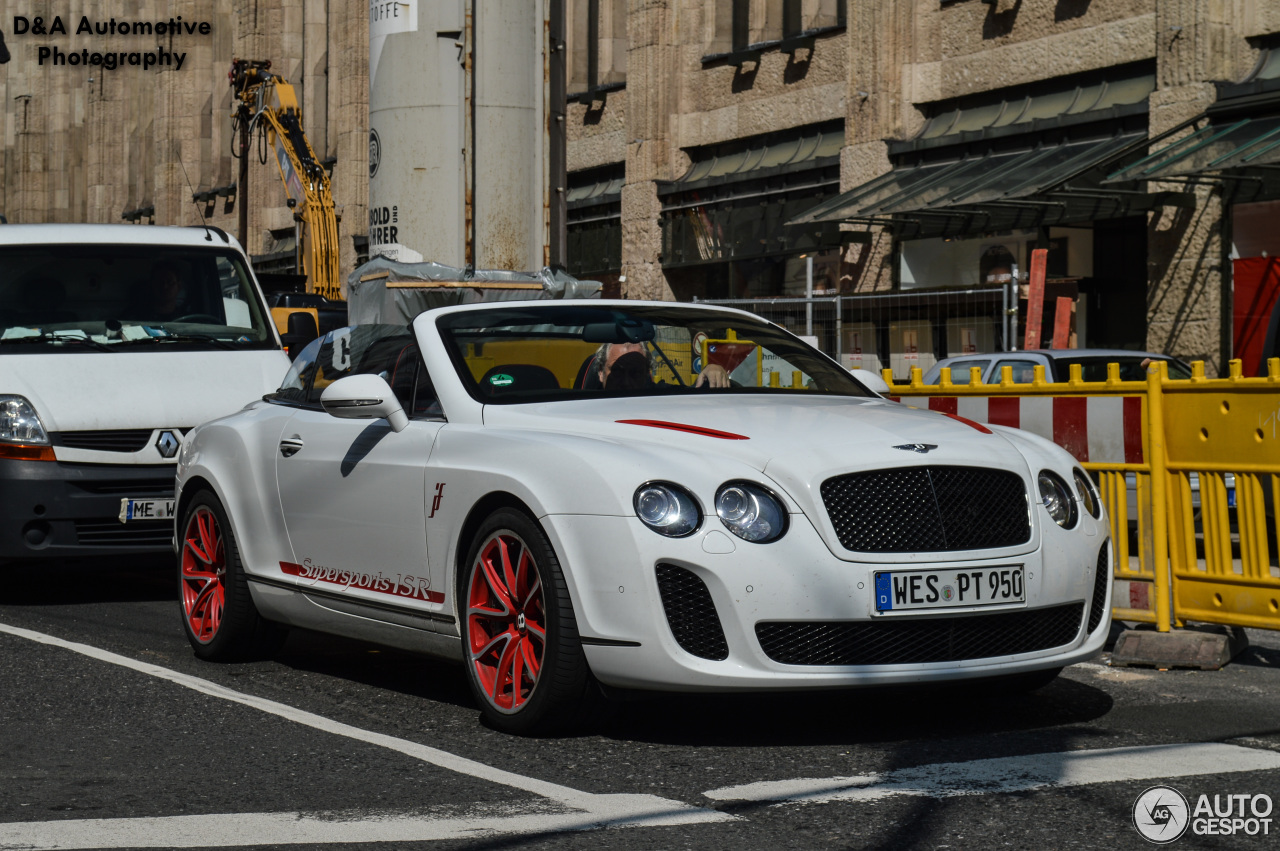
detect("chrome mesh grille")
[819,466,1030,552]
[756,603,1084,666]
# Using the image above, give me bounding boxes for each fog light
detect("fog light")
[22,521,52,548]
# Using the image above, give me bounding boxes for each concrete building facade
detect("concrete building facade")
[0,0,370,281]
[565,0,1280,376]
[5,1,1280,376]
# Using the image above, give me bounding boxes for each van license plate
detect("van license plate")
[874,566,1024,612]
[118,498,176,523]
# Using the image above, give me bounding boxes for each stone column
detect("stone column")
[327,0,368,289]
[841,0,921,294]
[620,0,675,300]
[1147,0,1253,374]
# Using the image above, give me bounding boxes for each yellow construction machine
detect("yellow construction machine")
[230,58,341,318]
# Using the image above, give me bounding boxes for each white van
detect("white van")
[0,224,294,563]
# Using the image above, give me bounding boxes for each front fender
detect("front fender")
[176,404,294,575]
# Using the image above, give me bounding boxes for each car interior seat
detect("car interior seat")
[479,364,561,396]
[576,352,604,390]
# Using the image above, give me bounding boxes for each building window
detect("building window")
[707,0,845,59]
[567,0,627,99]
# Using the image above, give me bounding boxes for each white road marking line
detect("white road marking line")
[0,621,732,848]
[0,804,722,850]
[704,742,1280,806]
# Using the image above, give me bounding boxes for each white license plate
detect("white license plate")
[118,498,176,523]
[874,566,1024,612]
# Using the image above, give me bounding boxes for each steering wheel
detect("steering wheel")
[171,313,222,324]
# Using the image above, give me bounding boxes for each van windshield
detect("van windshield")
[0,244,276,351]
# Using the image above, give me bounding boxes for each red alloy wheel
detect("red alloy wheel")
[181,506,226,644]
[466,532,546,713]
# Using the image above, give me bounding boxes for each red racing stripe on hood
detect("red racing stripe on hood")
[942,412,993,434]
[615,419,750,440]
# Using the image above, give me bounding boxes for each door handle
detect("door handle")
[279,437,304,458]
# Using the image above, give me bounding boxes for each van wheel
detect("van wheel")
[460,508,595,735]
[179,491,285,661]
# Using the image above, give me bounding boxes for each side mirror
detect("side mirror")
[319,374,409,433]
[280,310,319,360]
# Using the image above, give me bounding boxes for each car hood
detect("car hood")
[481,394,1032,485]
[4,351,290,432]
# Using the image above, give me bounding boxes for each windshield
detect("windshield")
[0,244,276,351]
[1053,356,1192,381]
[436,304,873,403]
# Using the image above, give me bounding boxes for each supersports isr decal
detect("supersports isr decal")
[279,559,444,603]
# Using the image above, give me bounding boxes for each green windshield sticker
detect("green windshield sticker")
[490,373,514,387]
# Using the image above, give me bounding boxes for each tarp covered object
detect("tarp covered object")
[347,257,601,325]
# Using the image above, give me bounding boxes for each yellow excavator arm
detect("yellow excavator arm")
[230,59,341,301]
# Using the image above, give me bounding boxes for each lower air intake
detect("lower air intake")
[1087,541,1111,634]
[756,603,1084,666]
[655,564,728,661]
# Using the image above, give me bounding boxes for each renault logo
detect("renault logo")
[156,430,181,459]
[893,443,938,453]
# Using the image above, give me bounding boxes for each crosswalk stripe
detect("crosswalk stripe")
[0,800,730,850]
[0,621,732,848]
[703,742,1280,806]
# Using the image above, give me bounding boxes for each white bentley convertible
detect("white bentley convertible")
[174,301,1111,734]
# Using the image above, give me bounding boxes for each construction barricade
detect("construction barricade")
[886,360,1280,634]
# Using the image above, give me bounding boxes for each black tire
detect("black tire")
[178,490,286,661]
[459,508,596,735]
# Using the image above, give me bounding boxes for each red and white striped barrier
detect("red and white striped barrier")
[890,395,1145,464]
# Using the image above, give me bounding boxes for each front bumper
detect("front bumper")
[0,458,176,561]
[542,511,1112,692]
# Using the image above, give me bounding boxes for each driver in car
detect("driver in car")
[599,341,731,390]
[147,261,188,321]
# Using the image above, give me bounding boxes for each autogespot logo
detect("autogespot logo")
[1133,785,1190,844]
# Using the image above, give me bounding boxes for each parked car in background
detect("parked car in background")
[0,223,290,564]
[921,349,1193,385]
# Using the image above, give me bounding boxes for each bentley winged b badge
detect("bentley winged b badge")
[893,443,938,453]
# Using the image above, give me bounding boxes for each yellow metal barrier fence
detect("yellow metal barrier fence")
[887,359,1280,633]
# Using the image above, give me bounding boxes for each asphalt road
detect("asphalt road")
[1,557,1278,850]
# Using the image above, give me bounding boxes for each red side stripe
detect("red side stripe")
[1053,396,1089,462]
[943,412,992,434]
[928,397,958,415]
[1123,396,1144,464]
[615,419,749,440]
[987,397,1020,429]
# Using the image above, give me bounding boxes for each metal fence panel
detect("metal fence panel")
[697,286,1013,380]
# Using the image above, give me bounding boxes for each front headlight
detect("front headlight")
[715,481,788,543]
[1038,470,1077,529]
[634,482,701,537]
[0,395,49,444]
[1073,468,1100,519]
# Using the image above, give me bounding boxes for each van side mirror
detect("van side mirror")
[319,374,409,433]
[280,311,319,360]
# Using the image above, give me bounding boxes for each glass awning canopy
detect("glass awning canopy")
[790,131,1145,226]
[1104,115,1280,183]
